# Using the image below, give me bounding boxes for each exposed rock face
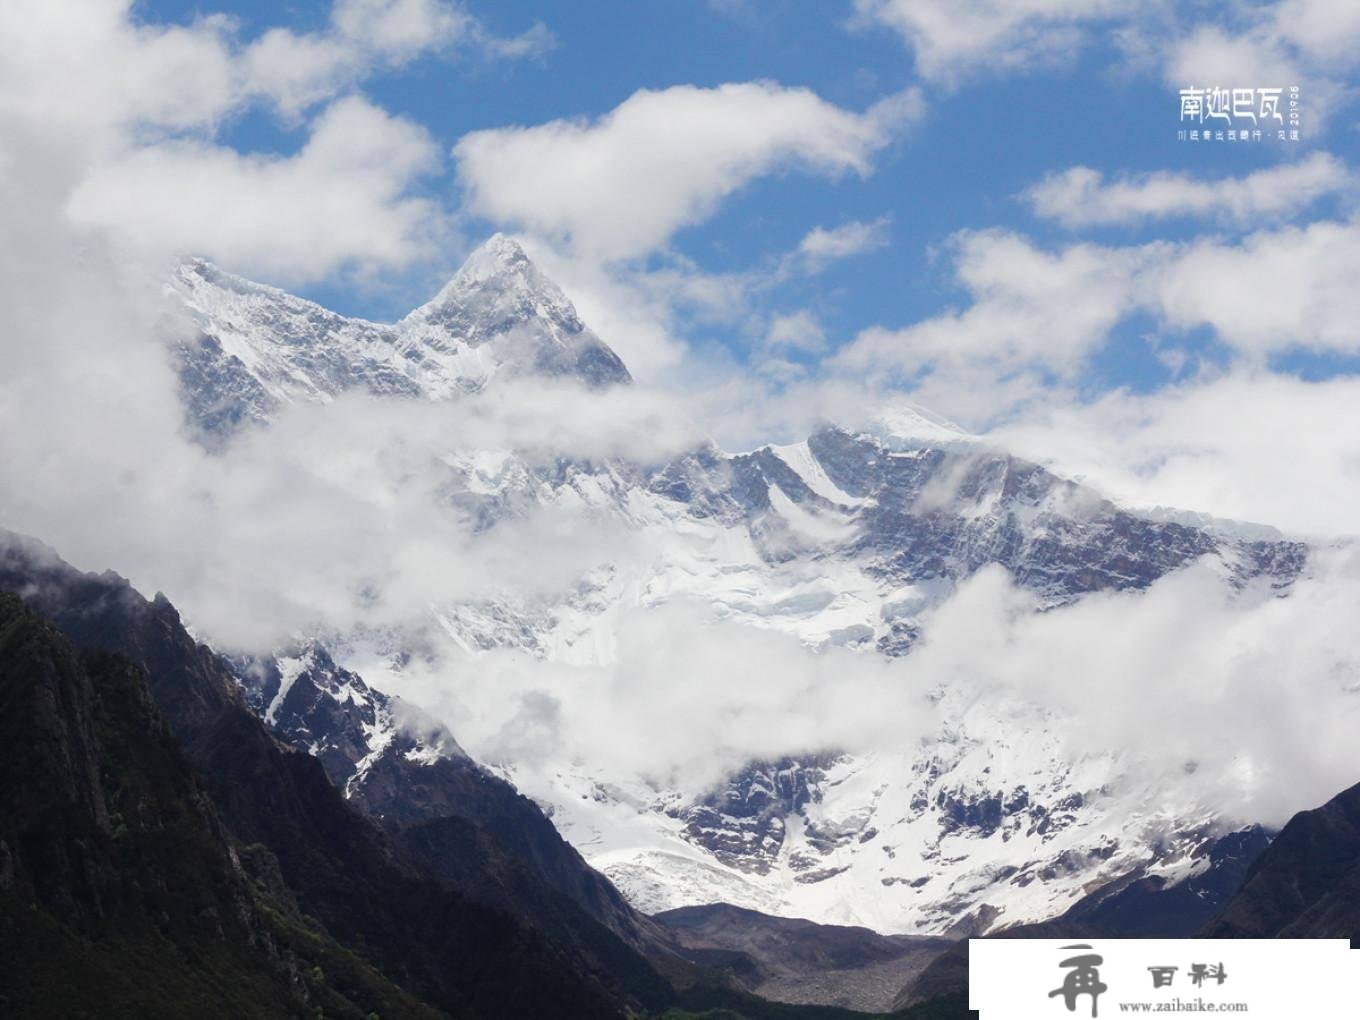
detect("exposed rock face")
[0,591,442,1019]
[229,643,468,801]
[227,640,675,959]
[680,757,838,874]
[0,531,673,1018]
[801,426,1302,601]
[1060,825,1274,936]
[656,903,949,1014]
[1204,781,1360,939]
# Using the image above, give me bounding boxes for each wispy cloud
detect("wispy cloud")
[1027,153,1354,229]
[789,217,892,272]
[852,0,1148,85]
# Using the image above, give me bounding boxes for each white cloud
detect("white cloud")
[1161,1,1360,131]
[67,96,444,285]
[856,0,1359,137]
[369,534,1360,825]
[331,0,470,56]
[794,216,891,269]
[765,310,827,354]
[0,0,239,139]
[477,20,555,61]
[1272,0,1360,68]
[919,556,1360,825]
[0,0,557,285]
[852,0,1143,84]
[243,0,554,116]
[835,229,1162,387]
[1027,153,1354,228]
[833,214,1360,424]
[990,370,1360,539]
[397,599,940,792]
[1156,216,1360,358]
[454,82,923,262]
[1163,25,1301,100]
[0,0,546,135]
[240,30,358,119]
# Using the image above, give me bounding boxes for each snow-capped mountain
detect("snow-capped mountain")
[166,236,1307,937]
[228,641,464,801]
[170,233,629,437]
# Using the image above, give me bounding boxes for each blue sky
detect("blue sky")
[128,0,1359,415]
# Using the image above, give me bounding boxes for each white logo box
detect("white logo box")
[970,938,1357,1019]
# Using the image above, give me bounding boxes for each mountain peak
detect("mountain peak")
[401,235,632,387]
[859,402,974,451]
[447,232,535,288]
[417,232,562,315]
[167,236,633,439]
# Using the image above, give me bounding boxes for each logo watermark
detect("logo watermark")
[1176,86,1301,142]
[972,938,1356,1019]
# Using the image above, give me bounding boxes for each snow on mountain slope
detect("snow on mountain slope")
[166,238,1309,936]
[230,641,467,800]
[170,234,629,437]
[283,421,1303,936]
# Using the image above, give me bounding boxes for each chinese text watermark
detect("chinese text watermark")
[1177,86,1300,142]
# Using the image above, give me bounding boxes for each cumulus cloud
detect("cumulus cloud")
[383,599,940,792]
[242,0,474,116]
[991,371,1360,538]
[1162,1,1360,130]
[0,0,239,139]
[856,0,1358,138]
[454,82,923,262]
[833,213,1360,423]
[0,0,551,284]
[1027,153,1355,229]
[67,96,445,285]
[852,0,1145,84]
[912,556,1360,825]
[244,0,554,116]
[764,310,827,354]
[0,0,546,135]
[1156,216,1360,358]
[834,229,1164,402]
